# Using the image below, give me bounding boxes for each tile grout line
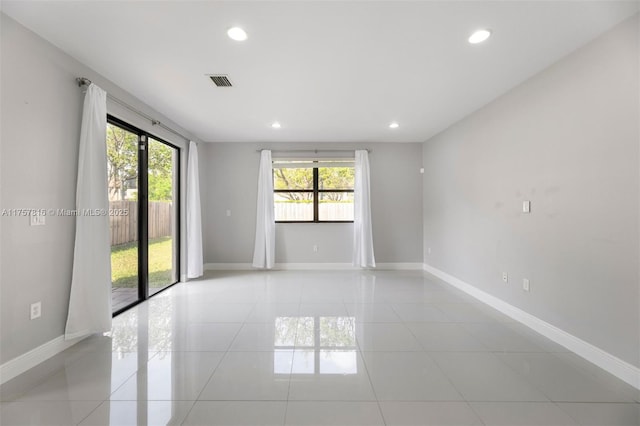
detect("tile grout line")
[352,321,389,425]
[74,400,109,426]
[283,299,302,426]
[393,289,486,425]
[182,306,250,423]
[463,400,489,426]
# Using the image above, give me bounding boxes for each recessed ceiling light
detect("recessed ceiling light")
[227,27,248,41]
[468,29,491,44]
[389,122,399,129]
[272,121,281,129]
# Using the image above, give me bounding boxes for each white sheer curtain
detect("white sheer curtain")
[252,150,275,269]
[353,150,376,268]
[187,141,203,279]
[65,84,112,340]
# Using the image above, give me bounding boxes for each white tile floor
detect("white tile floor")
[1,270,638,425]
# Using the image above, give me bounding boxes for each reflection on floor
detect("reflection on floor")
[112,285,172,313]
[2,270,639,425]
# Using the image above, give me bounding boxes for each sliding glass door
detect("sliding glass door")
[148,138,179,295]
[107,117,180,314]
[107,122,141,313]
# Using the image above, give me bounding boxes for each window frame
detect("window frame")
[274,164,354,223]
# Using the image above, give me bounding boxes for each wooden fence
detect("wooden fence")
[109,201,173,246]
[275,203,354,221]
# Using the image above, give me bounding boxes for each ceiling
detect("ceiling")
[1,1,638,143]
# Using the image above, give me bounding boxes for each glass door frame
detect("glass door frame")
[108,115,181,316]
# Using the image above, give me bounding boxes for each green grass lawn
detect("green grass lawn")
[111,237,174,288]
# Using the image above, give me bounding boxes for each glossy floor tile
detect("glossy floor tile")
[186,302,255,323]
[198,351,293,401]
[356,323,423,351]
[1,270,637,425]
[556,402,640,426]
[345,303,403,323]
[229,323,296,351]
[110,352,224,401]
[435,302,514,323]
[244,303,300,323]
[78,400,194,426]
[406,322,489,352]
[469,402,579,425]
[0,401,102,425]
[497,352,639,402]
[285,401,385,425]
[390,303,452,323]
[460,322,549,353]
[177,322,243,352]
[16,351,141,402]
[182,401,286,426]
[288,350,376,401]
[379,401,483,425]
[430,352,549,402]
[362,351,463,401]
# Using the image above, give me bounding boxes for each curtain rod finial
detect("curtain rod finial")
[76,77,92,87]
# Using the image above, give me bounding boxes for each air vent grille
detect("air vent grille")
[209,75,232,87]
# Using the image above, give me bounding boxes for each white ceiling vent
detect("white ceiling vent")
[209,75,232,87]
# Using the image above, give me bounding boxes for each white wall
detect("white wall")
[423,15,639,367]
[200,142,423,265]
[0,13,196,364]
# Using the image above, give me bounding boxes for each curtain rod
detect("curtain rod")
[257,148,372,154]
[76,77,191,143]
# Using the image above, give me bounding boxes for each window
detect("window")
[273,160,354,222]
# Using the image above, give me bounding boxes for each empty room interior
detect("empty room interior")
[1,1,639,425]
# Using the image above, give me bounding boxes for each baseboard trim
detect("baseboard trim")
[205,263,254,270]
[376,262,424,270]
[423,263,640,390]
[276,263,356,270]
[0,335,82,385]
[204,262,423,271]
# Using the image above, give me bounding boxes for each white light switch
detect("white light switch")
[226,209,231,217]
[522,201,531,213]
[523,278,531,292]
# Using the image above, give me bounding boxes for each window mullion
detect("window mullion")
[313,167,319,222]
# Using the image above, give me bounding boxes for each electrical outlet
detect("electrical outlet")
[30,302,41,320]
[313,245,318,252]
[523,278,530,292]
[502,272,509,283]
